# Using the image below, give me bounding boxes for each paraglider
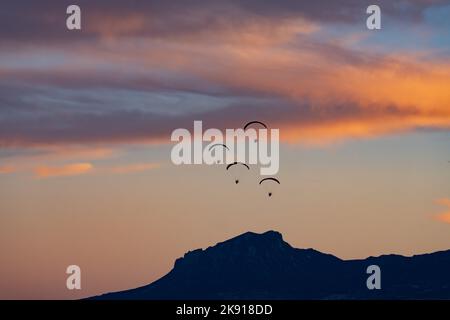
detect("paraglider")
[208,143,229,164]
[259,177,280,197]
[243,121,268,144]
[243,121,268,130]
[226,162,250,184]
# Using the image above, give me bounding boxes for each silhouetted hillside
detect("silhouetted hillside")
[93,231,450,299]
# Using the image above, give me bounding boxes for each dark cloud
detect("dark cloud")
[0,0,446,45]
[0,85,420,147]
[1,1,449,148]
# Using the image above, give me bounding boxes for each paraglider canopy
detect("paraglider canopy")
[226,162,250,170]
[243,121,268,130]
[208,143,229,151]
[259,177,280,185]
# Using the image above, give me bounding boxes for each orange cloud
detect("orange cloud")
[0,165,16,174]
[44,147,115,160]
[124,36,450,144]
[34,163,93,178]
[434,198,450,224]
[2,15,450,148]
[107,162,160,174]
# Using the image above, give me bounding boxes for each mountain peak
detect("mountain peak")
[243,230,283,240]
[93,231,450,300]
[175,230,288,269]
[216,230,284,246]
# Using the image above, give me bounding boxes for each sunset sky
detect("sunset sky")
[1,0,450,299]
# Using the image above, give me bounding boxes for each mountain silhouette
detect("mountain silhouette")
[93,231,450,299]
